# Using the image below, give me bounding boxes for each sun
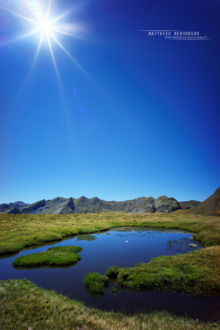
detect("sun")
[0,0,94,89]
[39,18,51,35]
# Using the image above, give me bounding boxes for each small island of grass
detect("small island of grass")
[13,245,82,268]
[106,246,220,295]
[84,272,108,294]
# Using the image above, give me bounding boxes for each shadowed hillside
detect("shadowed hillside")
[192,187,220,216]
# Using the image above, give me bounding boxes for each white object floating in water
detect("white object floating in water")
[125,240,128,243]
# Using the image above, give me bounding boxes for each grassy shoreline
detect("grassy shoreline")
[0,212,219,255]
[84,272,109,294]
[0,279,219,329]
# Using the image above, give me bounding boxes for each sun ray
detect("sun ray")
[14,32,44,104]
[32,33,44,68]
[1,28,40,46]
[15,28,40,41]
[0,4,37,25]
[50,0,90,25]
[49,32,97,86]
[24,1,42,21]
[46,34,64,97]
[46,34,73,136]
[46,0,53,19]
[50,26,89,42]
[1,33,44,128]
[49,8,72,26]
[50,27,76,38]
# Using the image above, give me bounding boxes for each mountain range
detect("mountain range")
[0,195,201,214]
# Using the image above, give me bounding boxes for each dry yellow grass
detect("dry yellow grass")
[0,211,219,255]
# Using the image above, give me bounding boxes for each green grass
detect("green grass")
[0,212,219,256]
[1,279,219,330]
[113,246,220,295]
[13,245,82,267]
[0,212,220,327]
[84,272,109,294]
[106,265,121,279]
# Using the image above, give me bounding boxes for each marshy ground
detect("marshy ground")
[0,211,219,329]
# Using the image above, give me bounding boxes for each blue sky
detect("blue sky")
[0,0,220,203]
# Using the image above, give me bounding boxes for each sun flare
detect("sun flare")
[39,18,51,35]
[0,0,94,93]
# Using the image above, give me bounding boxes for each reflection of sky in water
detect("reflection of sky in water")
[1,228,219,321]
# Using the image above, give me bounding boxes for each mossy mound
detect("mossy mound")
[106,265,121,279]
[13,245,82,267]
[84,272,109,294]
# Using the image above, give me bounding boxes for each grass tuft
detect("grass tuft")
[106,265,121,279]
[84,272,109,294]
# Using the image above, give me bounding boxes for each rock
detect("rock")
[189,243,197,248]
[22,200,46,213]
[155,196,181,213]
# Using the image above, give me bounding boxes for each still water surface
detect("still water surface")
[0,228,219,321]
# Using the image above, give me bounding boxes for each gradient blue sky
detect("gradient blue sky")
[0,0,220,203]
